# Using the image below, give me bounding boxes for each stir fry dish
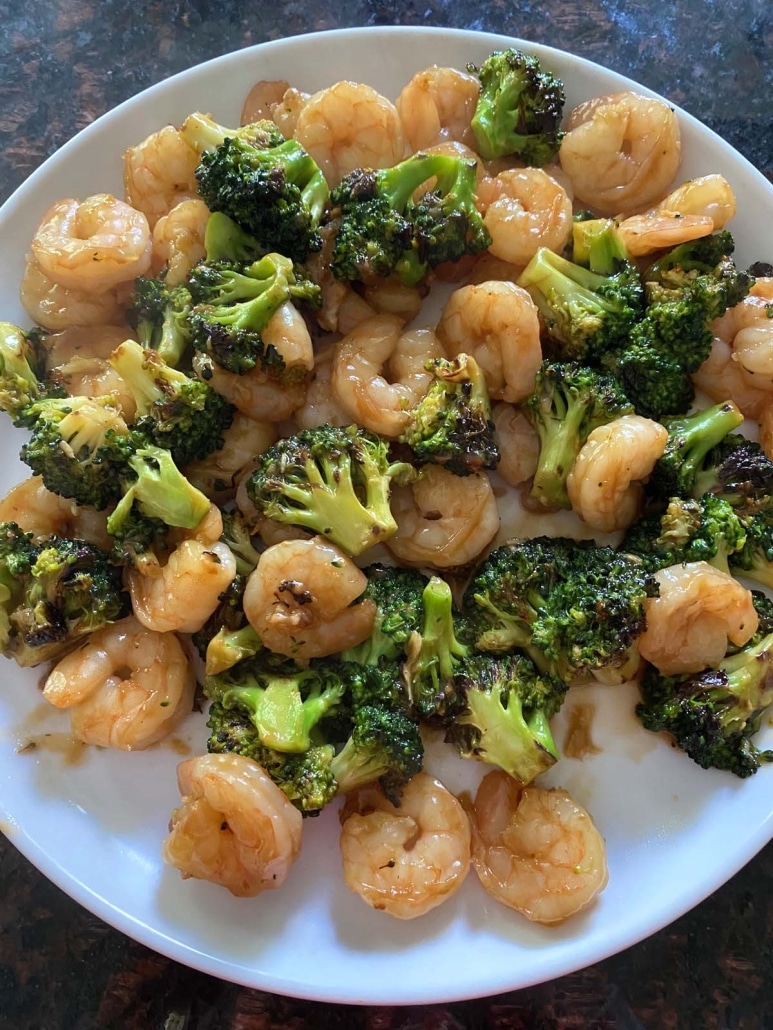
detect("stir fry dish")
[2,46,772,924]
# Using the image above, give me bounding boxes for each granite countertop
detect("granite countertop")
[1,2,773,1027]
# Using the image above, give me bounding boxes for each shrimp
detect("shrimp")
[331,315,445,438]
[760,404,773,462]
[20,253,126,331]
[240,78,291,123]
[469,770,608,925]
[693,337,772,420]
[654,173,737,227]
[387,465,499,569]
[272,87,310,138]
[40,323,133,366]
[436,281,542,404]
[128,505,238,634]
[163,753,303,898]
[31,195,152,293]
[294,81,406,186]
[363,278,423,324]
[712,278,773,345]
[395,66,480,153]
[150,198,209,285]
[566,415,668,533]
[243,535,376,660]
[293,341,353,431]
[466,252,525,286]
[123,124,201,228]
[491,402,540,487]
[184,412,277,503]
[339,772,471,920]
[36,323,138,418]
[0,476,111,549]
[559,92,681,216]
[42,616,195,751]
[638,563,759,676]
[483,168,573,267]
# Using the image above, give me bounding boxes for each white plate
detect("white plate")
[1,25,773,1006]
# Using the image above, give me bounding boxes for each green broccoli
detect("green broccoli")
[187,253,320,376]
[245,424,413,557]
[464,536,659,681]
[330,153,490,286]
[517,245,644,364]
[203,211,265,265]
[341,564,428,666]
[523,360,633,510]
[128,277,193,368]
[109,339,235,467]
[403,576,470,723]
[623,494,748,574]
[399,354,499,476]
[690,434,773,513]
[0,322,46,425]
[728,507,773,588]
[0,523,129,667]
[329,702,424,804]
[599,331,697,422]
[467,48,566,165]
[647,401,746,502]
[182,113,329,262]
[571,218,631,274]
[445,652,566,785]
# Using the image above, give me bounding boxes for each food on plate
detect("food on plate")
[1,44,772,922]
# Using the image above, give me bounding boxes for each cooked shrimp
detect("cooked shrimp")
[491,402,540,486]
[184,412,277,502]
[566,415,668,532]
[469,770,608,925]
[0,476,111,549]
[243,535,376,660]
[654,173,737,227]
[387,465,499,569]
[128,505,238,634]
[339,772,471,920]
[42,616,195,751]
[41,323,133,366]
[20,253,126,330]
[436,281,542,404]
[240,78,291,124]
[150,198,209,285]
[693,337,772,420]
[483,168,573,267]
[331,315,445,438]
[272,87,310,138]
[559,92,681,216]
[294,81,406,185]
[163,753,303,898]
[31,195,152,293]
[123,124,201,228]
[760,404,773,461]
[638,563,759,676]
[47,355,137,420]
[293,341,353,431]
[466,252,525,286]
[617,212,714,257]
[396,66,479,152]
[363,278,423,324]
[712,278,773,345]
[198,358,308,423]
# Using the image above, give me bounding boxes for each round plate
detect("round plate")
[1,25,772,1006]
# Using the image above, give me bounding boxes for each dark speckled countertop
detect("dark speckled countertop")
[1,2,773,1028]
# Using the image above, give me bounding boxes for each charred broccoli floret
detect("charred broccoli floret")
[341,564,428,666]
[128,277,192,368]
[467,47,566,165]
[446,652,566,785]
[187,253,320,376]
[399,354,499,476]
[690,434,773,512]
[330,702,424,804]
[523,360,633,510]
[599,331,696,422]
[246,424,412,556]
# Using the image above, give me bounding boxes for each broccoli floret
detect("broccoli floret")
[571,218,631,275]
[0,524,129,667]
[128,277,192,369]
[218,509,262,577]
[205,658,346,754]
[109,339,235,467]
[623,495,748,574]
[446,652,566,785]
[330,153,490,286]
[464,536,659,681]
[600,330,696,422]
[338,659,409,714]
[647,401,746,502]
[517,245,644,364]
[190,571,256,672]
[690,435,773,513]
[636,630,773,778]
[403,576,470,723]
[20,396,138,510]
[187,253,320,376]
[183,114,329,262]
[0,322,46,425]
[106,444,211,536]
[467,48,566,165]
[523,360,633,510]
[728,507,773,589]
[206,701,338,813]
[399,354,499,476]
[330,702,424,803]
[643,231,754,374]
[246,424,412,557]
[203,211,265,265]
[341,564,428,666]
